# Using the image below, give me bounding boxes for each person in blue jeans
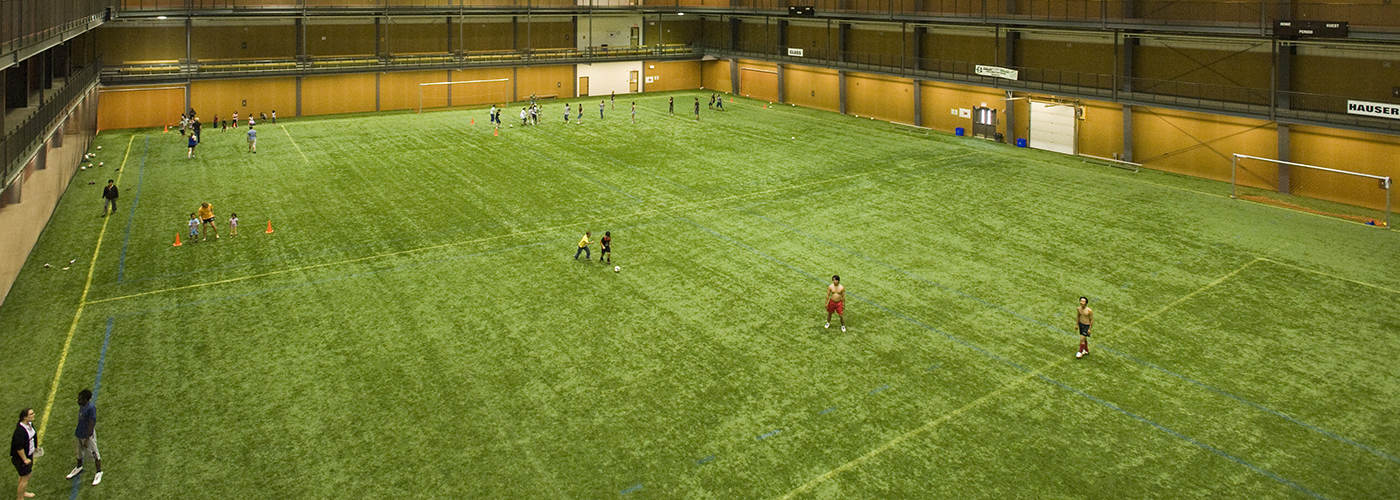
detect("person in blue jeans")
[574,232,592,260]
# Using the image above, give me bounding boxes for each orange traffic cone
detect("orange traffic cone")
[164,125,169,133]
[173,232,183,247]
[493,128,499,137]
[265,220,275,234]
[729,97,733,103]
[471,118,475,125]
[764,103,768,109]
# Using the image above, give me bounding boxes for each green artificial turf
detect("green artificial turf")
[1,91,1397,499]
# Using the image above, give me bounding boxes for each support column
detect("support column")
[295,17,307,62]
[376,17,386,58]
[446,17,454,56]
[1277,123,1291,194]
[1,66,7,132]
[913,79,923,127]
[51,120,64,148]
[1122,105,1134,162]
[838,70,847,115]
[1004,91,1015,145]
[295,76,303,117]
[35,143,47,171]
[912,26,925,71]
[776,63,785,103]
[1121,36,1137,94]
[1002,29,1018,69]
[729,59,739,95]
[777,19,788,50]
[1276,41,1293,112]
[7,64,30,109]
[838,23,850,62]
[729,18,741,51]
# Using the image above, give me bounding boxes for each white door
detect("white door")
[1029,101,1077,155]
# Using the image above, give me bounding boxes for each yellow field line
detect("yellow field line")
[1116,257,1262,334]
[778,357,1070,500]
[1258,257,1400,295]
[38,134,135,445]
[280,124,309,163]
[85,151,977,306]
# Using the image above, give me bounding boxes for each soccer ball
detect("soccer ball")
[614,266,620,273]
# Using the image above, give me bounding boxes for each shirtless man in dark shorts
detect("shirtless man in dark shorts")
[1076,296,1093,358]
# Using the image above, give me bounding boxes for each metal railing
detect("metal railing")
[100,44,698,83]
[0,0,114,60]
[2,61,101,192]
[110,0,1400,31]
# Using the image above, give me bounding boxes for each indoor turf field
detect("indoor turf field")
[1,91,1397,499]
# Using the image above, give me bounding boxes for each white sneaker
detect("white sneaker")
[66,467,82,479]
[841,326,846,332]
[92,471,102,485]
[1076,351,1084,359]
[824,322,829,329]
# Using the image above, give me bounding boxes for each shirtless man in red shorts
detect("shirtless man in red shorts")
[825,275,846,332]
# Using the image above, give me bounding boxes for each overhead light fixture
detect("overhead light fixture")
[677,12,684,15]
[157,15,167,19]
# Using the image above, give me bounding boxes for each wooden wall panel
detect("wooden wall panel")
[191,25,297,60]
[1289,125,1400,211]
[702,59,731,94]
[1131,106,1274,183]
[643,60,702,92]
[921,31,996,71]
[1017,35,1114,88]
[96,26,185,63]
[1134,43,1271,91]
[191,77,297,123]
[97,86,185,130]
[847,26,905,65]
[517,65,576,101]
[520,21,575,50]
[380,70,449,111]
[846,72,913,125]
[737,19,778,54]
[787,24,835,61]
[1078,100,1124,158]
[737,60,778,102]
[782,64,838,113]
[306,23,377,57]
[302,74,377,116]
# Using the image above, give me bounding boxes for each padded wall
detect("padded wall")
[783,64,838,113]
[643,61,702,92]
[97,86,185,130]
[302,74,378,116]
[191,78,298,124]
[847,72,914,124]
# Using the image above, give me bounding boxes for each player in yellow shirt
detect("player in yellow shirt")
[198,202,219,241]
[574,231,592,260]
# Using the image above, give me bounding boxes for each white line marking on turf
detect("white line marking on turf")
[38,134,136,445]
[1118,257,1262,333]
[84,151,977,306]
[280,124,309,163]
[1257,257,1400,295]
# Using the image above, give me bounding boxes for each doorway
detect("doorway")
[578,76,589,97]
[972,107,997,141]
[629,71,639,93]
[630,26,640,46]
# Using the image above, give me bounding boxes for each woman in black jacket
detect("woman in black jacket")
[11,408,36,499]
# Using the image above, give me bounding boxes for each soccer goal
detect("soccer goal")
[417,78,510,113]
[1232,154,1392,228]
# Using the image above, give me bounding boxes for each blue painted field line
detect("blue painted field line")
[116,136,149,283]
[926,364,941,372]
[869,384,890,395]
[818,407,837,415]
[742,209,1400,467]
[684,217,1327,499]
[620,483,642,495]
[695,455,715,466]
[756,429,782,441]
[93,317,115,400]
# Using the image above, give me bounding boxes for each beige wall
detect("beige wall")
[387,19,449,54]
[737,60,778,102]
[96,26,185,62]
[98,86,185,130]
[191,25,297,60]
[847,71,914,124]
[1131,106,1275,183]
[191,78,298,124]
[517,65,576,101]
[920,81,1009,136]
[306,22,377,57]
[1078,100,1125,159]
[644,61,702,92]
[302,74,378,116]
[1289,125,1400,211]
[783,64,838,112]
[702,59,732,94]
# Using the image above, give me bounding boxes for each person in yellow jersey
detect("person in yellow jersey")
[198,202,219,241]
[574,231,593,260]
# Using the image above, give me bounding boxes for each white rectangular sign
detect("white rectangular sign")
[1347,100,1400,120]
[975,65,1019,81]
[787,48,804,57]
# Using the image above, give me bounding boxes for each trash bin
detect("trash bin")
[1016,138,1028,148]
[994,132,1004,143]
[955,127,965,136]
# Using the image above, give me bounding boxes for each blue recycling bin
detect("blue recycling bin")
[955,127,965,136]
[1016,138,1028,148]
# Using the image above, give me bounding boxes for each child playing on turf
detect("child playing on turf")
[229,213,239,235]
[188,213,200,242]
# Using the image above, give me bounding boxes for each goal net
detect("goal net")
[1232,154,1392,228]
[418,78,510,113]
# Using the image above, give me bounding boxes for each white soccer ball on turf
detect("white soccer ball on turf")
[614,266,620,273]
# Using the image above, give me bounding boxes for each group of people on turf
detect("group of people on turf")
[178,108,261,159]
[12,389,105,499]
[185,202,238,243]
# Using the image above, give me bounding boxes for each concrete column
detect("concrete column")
[295,76,303,117]
[1002,30,1018,69]
[777,20,788,49]
[35,144,47,171]
[729,59,739,95]
[838,23,849,62]
[912,26,925,71]
[446,17,455,56]
[776,63,785,103]
[729,18,741,51]
[295,18,307,62]
[1121,36,1137,94]
[1277,123,1291,194]
[1276,42,1293,111]
[376,18,386,58]
[1122,104,1134,162]
[913,79,923,127]
[51,121,64,148]
[1004,91,1015,145]
[7,64,30,109]
[838,70,847,115]
[1,173,19,205]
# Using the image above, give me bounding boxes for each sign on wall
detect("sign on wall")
[975,65,1019,81]
[1347,100,1400,120]
[787,48,804,57]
